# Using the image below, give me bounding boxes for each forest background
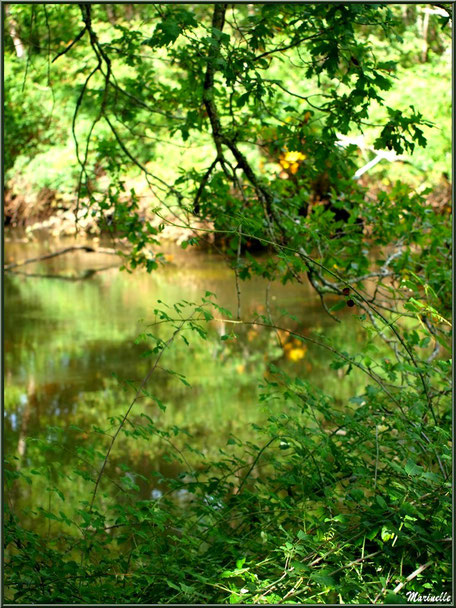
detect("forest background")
[3,2,453,605]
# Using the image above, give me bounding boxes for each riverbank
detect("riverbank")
[4,172,451,245]
[4,177,213,245]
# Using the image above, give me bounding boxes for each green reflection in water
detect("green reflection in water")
[5,235,366,529]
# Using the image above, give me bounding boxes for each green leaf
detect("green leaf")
[404,459,423,476]
[311,570,334,587]
[237,92,250,108]
[384,592,408,604]
[376,495,388,510]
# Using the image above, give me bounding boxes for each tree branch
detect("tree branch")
[52,26,87,63]
[193,157,220,215]
[4,245,118,271]
[201,4,278,233]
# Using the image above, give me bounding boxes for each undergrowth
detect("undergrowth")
[5,293,451,604]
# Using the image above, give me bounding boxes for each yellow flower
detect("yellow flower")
[279,150,306,175]
[287,347,306,362]
[283,150,306,163]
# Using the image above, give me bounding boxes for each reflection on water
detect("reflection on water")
[5,233,364,515]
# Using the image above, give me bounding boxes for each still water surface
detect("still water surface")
[4,232,363,511]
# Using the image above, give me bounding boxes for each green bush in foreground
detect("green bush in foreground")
[5,290,451,604]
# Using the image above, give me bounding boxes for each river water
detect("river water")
[4,231,364,516]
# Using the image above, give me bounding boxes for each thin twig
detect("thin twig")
[235,436,279,495]
[52,26,86,62]
[89,318,189,511]
[234,224,242,320]
[393,561,432,594]
[374,424,379,490]
[329,550,381,576]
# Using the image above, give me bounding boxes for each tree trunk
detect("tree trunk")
[4,4,25,58]
[421,10,430,63]
[105,4,116,25]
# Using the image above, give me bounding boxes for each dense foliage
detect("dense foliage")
[4,3,452,605]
